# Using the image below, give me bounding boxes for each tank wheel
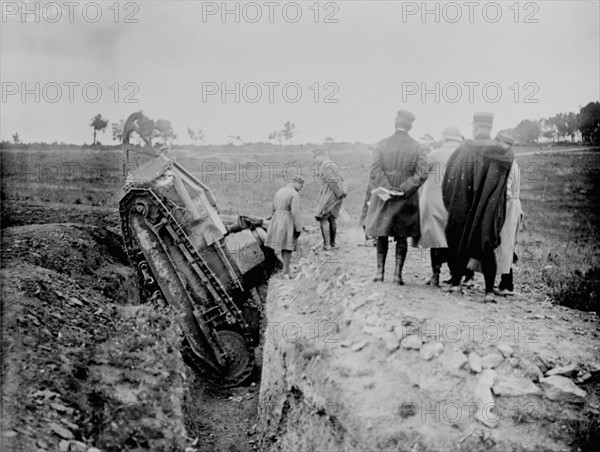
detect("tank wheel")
[217,330,254,386]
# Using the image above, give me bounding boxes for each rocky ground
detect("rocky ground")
[0,201,267,452]
[258,228,600,451]
[2,200,599,451]
[0,203,179,451]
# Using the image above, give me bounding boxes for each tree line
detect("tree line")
[501,101,600,145]
[5,102,599,147]
[102,112,297,147]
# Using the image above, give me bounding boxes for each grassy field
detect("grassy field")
[515,150,600,312]
[2,143,599,312]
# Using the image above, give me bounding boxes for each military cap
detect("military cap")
[395,109,416,124]
[291,175,306,185]
[473,112,494,125]
[312,148,328,157]
[441,125,463,142]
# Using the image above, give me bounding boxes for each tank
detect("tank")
[119,113,280,386]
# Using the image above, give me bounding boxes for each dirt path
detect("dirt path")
[183,375,261,452]
[256,227,599,450]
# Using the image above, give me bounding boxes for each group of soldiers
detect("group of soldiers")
[264,148,347,279]
[265,109,523,303]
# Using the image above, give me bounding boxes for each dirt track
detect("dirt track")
[257,228,600,451]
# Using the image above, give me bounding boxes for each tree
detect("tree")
[323,136,334,144]
[227,135,243,146]
[512,119,540,143]
[90,114,109,145]
[188,127,205,145]
[12,132,20,144]
[268,130,283,145]
[155,119,177,145]
[564,112,579,141]
[541,130,556,140]
[579,101,600,145]
[112,120,125,142]
[282,121,296,144]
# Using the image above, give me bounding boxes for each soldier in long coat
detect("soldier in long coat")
[265,175,305,278]
[312,148,347,250]
[442,113,514,303]
[495,159,523,295]
[365,110,430,285]
[419,125,463,286]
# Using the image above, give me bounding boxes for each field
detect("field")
[2,143,599,312]
[1,142,599,450]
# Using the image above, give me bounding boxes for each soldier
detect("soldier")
[442,112,514,303]
[365,109,430,285]
[313,148,347,251]
[419,125,463,286]
[495,137,522,296]
[265,175,305,279]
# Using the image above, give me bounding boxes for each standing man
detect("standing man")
[419,125,463,286]
[495,138,523,296]
[265,175,305,279]
[442,112,514,303]
[313,148,347,251]
[365,110,430,285]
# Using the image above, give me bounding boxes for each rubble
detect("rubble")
[481,353,504,369]
[439,349,468,373]
[496,344,514,358]
[382,333,400,353]
[468,352,483,373]
[420,342,444,360]
[400,334,422,350]
[492,376,541,397]
[539,376,587,404]
[545,363,579,377]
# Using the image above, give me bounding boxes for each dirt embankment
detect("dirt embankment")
[1,205,189,451]
[257,228,600,451]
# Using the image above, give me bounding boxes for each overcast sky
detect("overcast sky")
[1,1,599,144]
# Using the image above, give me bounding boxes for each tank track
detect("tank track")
[119,187,255,386]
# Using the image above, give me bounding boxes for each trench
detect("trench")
[4,202,598,451]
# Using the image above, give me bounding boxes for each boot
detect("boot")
[329,217,337,249]
[320,219,331,250]
[426,267,440,286]
[373,237,388,282]
[393,239,407,285]
[496,269,514,296]
[426,248,442,286]
[462,269,475,288]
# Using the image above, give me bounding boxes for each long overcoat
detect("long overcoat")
[419,139,462,248]
[495,161,523,274]
[442,138,514,274]
[265,184,303,252]
[315,156,346,220]
[365,130,429,238]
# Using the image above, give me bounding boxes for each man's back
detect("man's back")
[372,130,424,189]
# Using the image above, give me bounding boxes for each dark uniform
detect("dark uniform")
[442,113,514,301]
[365,110,429,284]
